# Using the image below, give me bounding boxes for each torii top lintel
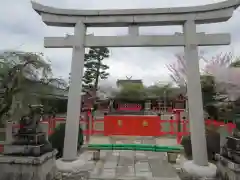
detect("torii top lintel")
[32,0,240,27]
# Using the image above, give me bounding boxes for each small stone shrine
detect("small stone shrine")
[0,104,57,180]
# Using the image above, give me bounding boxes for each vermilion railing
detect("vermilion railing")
[13,116,238,139]
[11,113,237,141]
[0,110,237,153]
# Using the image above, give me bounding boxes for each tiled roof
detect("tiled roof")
[116,79,143,86]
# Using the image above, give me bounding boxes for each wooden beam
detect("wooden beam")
[44,33,230,48]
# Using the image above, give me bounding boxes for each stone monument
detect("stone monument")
[32,0,240,178]
[0,104,57,180]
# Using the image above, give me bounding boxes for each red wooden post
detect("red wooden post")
[85,111,90,143]
[91,112,94,135]
[169,116,174,135]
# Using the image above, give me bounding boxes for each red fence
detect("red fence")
[0,111,237,153]
[167,119,236,144]
[48,117,104,136]
[11,114,238,141]
[104,115,236,143]
[43,111,236,145]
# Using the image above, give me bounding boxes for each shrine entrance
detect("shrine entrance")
[32,1,240,169]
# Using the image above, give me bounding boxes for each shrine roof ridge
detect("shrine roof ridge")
[32,0,240,16]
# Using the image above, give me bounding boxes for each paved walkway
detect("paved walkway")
[89,150,180,180]
[62,137,180,180]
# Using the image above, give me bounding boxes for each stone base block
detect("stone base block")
[167,152,179,163]
[182,160,217,178]
[0,150,57,180]
[92,150,100,161]
[4,144,44,156]
[56,158,86,173]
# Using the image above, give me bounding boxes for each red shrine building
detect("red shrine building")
[83,78,188,112]
[115,78,187,112]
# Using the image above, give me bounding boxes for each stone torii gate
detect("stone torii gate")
[32,0,240,177]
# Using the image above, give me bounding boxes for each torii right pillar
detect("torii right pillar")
[182,20,216,176]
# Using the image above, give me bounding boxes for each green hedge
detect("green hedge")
[48,123,84,159]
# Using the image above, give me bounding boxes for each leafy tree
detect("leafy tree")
[82,47,110,91]
[0,51,67,124]
[114,82,177,100]
[146,83,174,97]
[115,83,147,100]
[166,52,233,87]
[82,70,94,91]
[166,52,240,119]
[201,75,217,106]
[200,75,219,119]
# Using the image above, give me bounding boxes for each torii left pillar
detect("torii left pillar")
[63,21,86,161]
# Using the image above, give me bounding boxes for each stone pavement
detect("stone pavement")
[62,137,180,180]
[88,150,180,180]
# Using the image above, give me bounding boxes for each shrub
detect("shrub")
[48,123,84,159]
[181,135,192,159]
[181,127,220,161]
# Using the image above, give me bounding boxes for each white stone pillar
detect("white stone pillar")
[183,20,208,166]
[63,21,86,161]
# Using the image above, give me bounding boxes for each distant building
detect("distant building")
[116,79,143,89]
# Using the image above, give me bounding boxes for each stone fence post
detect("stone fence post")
[40,122,49,140]
[5,121,13,144]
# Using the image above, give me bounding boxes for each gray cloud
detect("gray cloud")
[0,0,240,86]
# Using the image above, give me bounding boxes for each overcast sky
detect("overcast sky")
[1,0,240,86]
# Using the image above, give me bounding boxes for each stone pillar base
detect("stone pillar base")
[182,160,217,178]
[56,152,93,179]
[56,157,86,173]
[0,150,57,180]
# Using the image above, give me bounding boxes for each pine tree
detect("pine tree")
[82,69,94,92]
[82,47,110,92]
